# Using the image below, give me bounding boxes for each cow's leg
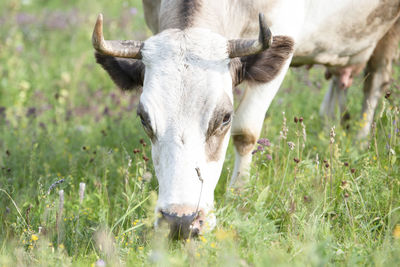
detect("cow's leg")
[358,19,400,139]
[230,61,292,187]
[319,76,343,120]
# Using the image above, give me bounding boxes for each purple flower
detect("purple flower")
[257,145,264,152]
[130,7,138,15]
[257,138,271,147]
[96,259,106,267]
[251,150,258,155]
[266,154,272,160]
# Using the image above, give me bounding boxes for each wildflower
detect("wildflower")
[210,242,216,248]
[344,162,349,167]
[96,259,106,267]
[330,126,336,144]
[385,91,391,99]
[31,234,39,241]
[133,148,140,154]
[351,168,356,174]
[344,193,349,198]
[130,7,138,15]
[200,236,207,243]
[279,112,288,140]
[294,116,298,123]
[287,141,295,150]
[47,179,65,195]
[325,163,330,168]
[216,229,230,241]
[393,224,400,239]
[143,171,152,182]
[138,246,144,250]
[143,155,149,162]
[299,117,304,123]
[257,145,264,152]
[266,154,272,161]
[257,138,271,147]
[293,157,300,164]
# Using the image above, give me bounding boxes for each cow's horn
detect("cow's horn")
[228,13,272,58]
[92,14,143,59]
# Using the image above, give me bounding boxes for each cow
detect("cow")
[92,0,400,238]
[320,18,400,137]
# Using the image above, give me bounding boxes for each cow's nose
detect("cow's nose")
[159,210,200,239]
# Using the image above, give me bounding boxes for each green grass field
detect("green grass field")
[1,1,400,266]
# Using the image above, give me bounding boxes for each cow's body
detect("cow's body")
[144,0,400,138]
[94,0,400,237]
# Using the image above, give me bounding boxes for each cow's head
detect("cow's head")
[93,13,293,238]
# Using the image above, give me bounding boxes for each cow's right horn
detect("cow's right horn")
[92,14,143,59]
[228,13,273,58]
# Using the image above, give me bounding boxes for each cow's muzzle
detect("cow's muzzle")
[158,207,205,239]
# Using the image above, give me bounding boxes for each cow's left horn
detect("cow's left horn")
[228,13,272,58]
[92,14,143,59]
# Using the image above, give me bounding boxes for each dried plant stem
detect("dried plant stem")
[0,188,28,228]
[57,190,64,247]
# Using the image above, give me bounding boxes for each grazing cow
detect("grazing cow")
[93,0,400,238]
[320,18,400,137]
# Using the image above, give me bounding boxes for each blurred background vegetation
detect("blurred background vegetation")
[0,0,399,266]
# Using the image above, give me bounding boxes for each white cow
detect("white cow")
[93,0,400,238]
[320,18,400,136]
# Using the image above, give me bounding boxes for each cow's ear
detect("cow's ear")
[231,36,294,86]
[95,52,145,90]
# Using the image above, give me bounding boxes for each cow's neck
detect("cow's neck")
[159,0,248,38]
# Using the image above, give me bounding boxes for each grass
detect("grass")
[1,0,400,266]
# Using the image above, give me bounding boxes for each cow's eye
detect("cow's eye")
[138,113,153,135]
[140,114,146,126]
[222,113,232,126]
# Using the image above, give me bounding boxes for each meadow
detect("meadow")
[0,0,399,266]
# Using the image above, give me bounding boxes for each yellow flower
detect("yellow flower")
[200,236,207,243]
[138,246,144,250]
[59,244,65,249]
[215,229,229,241]
[393,224,400,239]
[210,242,216,248]
[31,234,39,241]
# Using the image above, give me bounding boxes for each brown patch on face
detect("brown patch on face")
[205,94,233,162]
[230,36,294,86]
[232,131,256,156]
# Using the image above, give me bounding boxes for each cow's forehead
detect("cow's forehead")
[138,28,233,136]
[141,28,230,63]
